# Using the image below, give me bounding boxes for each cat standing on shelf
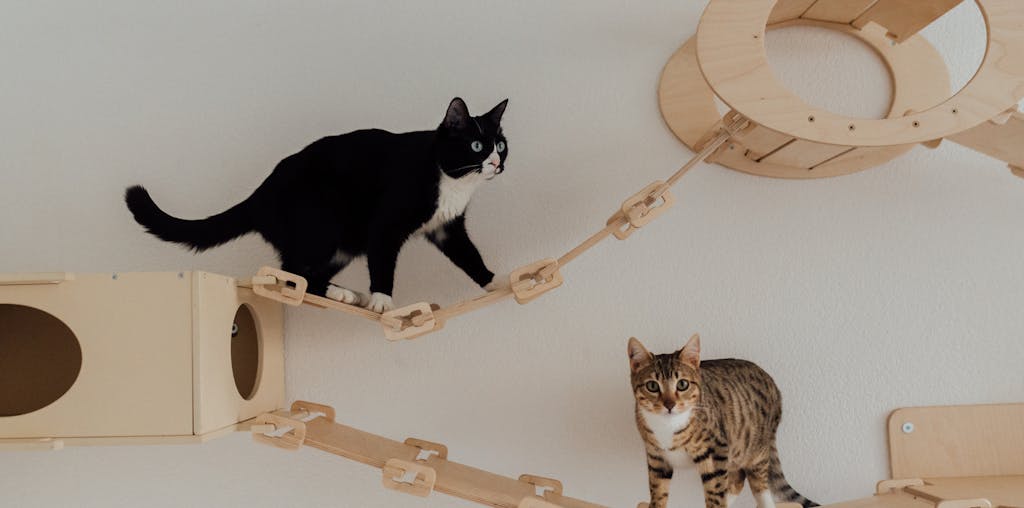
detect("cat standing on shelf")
[126,97,509,312]
[628,334,818,508]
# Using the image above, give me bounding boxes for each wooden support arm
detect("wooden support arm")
[948,110,1024,179]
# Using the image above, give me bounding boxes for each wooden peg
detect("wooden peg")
[250,413,306,451]
[381,302,442,341]
[404,437,448,460]
[290,400,336,423]
[382,459,436,497]
[509,259,564,304]
[876,478,925,494]
[251,266,307,306]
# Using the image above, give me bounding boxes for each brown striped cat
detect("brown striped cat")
[628,334,818,508]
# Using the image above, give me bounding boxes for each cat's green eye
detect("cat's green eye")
[645,381,660,393]
[470,140,484,152]
[496,141,506,152]
[676,379,690,391]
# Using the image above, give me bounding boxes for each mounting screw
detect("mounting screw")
[112,273,119,280]
[902,422,915,434]
[912,121,920,128]
[178,272,184,279]
[848,124,856,131]
[952,108,959,114]
[808,115,816,123]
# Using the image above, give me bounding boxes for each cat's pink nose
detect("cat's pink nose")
[488,155,500,166]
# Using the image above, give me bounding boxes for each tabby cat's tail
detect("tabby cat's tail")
[125,185,254,252]
[769,445,819,508]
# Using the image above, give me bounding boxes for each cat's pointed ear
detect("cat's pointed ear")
[628,337,652,373]
[486,99,508,125]
[678,333,701,369]
[443,97,471,130]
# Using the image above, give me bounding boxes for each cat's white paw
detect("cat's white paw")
[365,292,394,313]
[326,284,365,306]
[484,273,511,292]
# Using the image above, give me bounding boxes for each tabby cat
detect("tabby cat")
[628,334,818,508]
[125,97,508,312]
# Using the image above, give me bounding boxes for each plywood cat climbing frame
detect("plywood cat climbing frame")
[243,0,1024,342]
[0,271,284,448]
[660,0,1024,179]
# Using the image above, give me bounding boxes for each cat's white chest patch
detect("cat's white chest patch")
[419,172,484,234]
[642,409,694,469]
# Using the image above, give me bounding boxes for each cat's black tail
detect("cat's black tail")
[125,185,254,252]
[769,445,819,508]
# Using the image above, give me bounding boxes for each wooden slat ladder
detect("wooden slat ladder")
[251,401,607,508]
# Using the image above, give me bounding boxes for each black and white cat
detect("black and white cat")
[125,97,508,312]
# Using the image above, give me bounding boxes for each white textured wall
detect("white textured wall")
[2,2,1022,507]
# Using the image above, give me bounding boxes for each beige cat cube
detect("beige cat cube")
[0,271,284,447]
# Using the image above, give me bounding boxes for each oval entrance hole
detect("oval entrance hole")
[231,304,261,401]
[0,304,82,417]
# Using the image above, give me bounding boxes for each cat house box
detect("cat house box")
[0,271,284,446]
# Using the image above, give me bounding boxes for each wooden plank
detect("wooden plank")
[769,0,818,25]
[853,0,964,42]
[732,124,794,160]
[910,477,1024,508]
[761,140,853,168]
[948,112,1024,168]
[823,493,934,508]
[274,408,609,508]
[888,404,1024,479]
[802,0,879,24]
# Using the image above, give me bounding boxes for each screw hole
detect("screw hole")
[808,115,815,123]
[912,121,920,128]
[952,108,959,114]
[848,124,856,131]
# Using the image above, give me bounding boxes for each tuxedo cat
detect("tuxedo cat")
[126,97,508,312]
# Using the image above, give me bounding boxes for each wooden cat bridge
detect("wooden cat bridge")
[245,0,1024,342]
[2,1,1024,507]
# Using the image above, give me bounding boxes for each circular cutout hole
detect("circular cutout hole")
[767,25,892,119]
[0,305,82,416]
[231,304,261,401]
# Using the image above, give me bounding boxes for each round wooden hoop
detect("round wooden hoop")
[659,18,951,178]
[696,0,1024,147]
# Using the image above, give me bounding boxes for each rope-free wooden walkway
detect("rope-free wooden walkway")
[243,113,751,340]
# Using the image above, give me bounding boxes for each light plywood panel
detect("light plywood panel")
[888,404,1024,479]
[853,0,964,42]
[908,477,1024,508]
[948,112,1024,168]
[769,0,818,25]
[193,273,285,435]
[802,0,879,24]
[761,140,853,168]
[0,273,193,438]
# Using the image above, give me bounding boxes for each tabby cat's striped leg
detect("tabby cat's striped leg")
[646,453,672,508]
[725,469,746,508]
[696,456,731,508]
[747,460,777,508]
